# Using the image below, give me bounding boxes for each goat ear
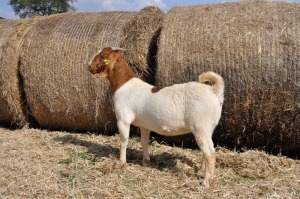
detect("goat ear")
[111,47,126,52]
[99,54,117,78]
[106,52,118,69]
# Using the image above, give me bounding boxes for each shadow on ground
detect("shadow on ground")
[54,134,199,174]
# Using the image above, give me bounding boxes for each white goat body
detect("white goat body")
[114,77,223,136]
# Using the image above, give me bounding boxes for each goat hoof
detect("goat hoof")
[202,179,211,188]
[142,159,151,166]
[200,163,206,172]
[120,159,126,165]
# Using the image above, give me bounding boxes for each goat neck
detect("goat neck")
[107,57,136,94]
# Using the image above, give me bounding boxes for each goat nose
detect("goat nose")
[88,66,93,73]
[87,63,91,70]
[88,67,93,73]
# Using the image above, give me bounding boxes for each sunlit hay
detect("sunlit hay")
[0,18,38,127]
[122,6,164,78]
[0,127,299,198]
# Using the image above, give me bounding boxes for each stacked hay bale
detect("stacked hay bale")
[156,1,300,155]
[20,7,164,132]
[0,19,37,127]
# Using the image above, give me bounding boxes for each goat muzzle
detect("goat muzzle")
[88,65,100,74]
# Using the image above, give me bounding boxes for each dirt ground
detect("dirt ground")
[0,126,299,198]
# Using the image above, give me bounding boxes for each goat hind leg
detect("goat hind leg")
[193,131,216,187]
[200,156,206,172]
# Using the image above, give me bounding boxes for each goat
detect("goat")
[88,47,224,187]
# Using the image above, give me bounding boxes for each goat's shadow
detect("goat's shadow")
[54,134,199,174]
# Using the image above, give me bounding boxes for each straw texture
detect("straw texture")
[0,19,37,126]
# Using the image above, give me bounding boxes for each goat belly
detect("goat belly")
[155,127,191,136]
[132,116,191,136]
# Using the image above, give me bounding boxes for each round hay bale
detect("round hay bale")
[0,18,37,127]
[156,1,300,155]
[20,7,164,132]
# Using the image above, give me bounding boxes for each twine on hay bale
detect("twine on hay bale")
[156,1,300,155]
[0,18,37,127]
[20,7,164,132]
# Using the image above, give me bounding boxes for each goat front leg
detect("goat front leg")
[117,120,130,164]
[140,128,151,166]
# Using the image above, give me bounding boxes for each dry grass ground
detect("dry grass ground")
[0,126,299,198]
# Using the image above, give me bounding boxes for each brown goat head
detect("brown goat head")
[88,47,126,78]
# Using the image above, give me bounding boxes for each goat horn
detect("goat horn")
[111,47,126,52]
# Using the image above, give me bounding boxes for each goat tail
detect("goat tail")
[198,71,224,96]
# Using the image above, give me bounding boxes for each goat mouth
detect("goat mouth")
[89,68,101,74]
